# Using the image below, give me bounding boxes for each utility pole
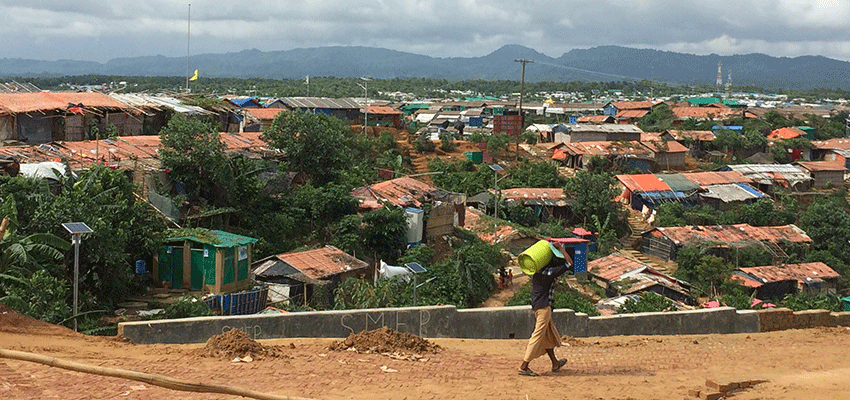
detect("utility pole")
[359,77,370,131]
[514,59,533,160]
[186,3,191,91]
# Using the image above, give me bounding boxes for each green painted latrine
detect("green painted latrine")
[154,230,257,294]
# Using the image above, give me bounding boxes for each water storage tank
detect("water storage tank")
[405,207,424,244]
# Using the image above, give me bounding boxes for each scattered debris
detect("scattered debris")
[686,377,769,399]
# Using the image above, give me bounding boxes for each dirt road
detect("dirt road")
[2,303,850,400]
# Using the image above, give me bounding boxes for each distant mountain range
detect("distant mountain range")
[0,45,848,90]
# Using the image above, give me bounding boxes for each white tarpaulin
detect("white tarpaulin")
[378,260,412,281]
[20,162,75,181]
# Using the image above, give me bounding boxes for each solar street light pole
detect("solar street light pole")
[72,233,81,332]
[63,222,92,332]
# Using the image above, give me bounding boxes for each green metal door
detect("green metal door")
[158,246,171,282]
[171,246,184,289]
[190,249,204,290]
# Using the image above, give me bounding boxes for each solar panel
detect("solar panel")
[488,164,504,172]
[61,222,93,235]
[404,262,427,274]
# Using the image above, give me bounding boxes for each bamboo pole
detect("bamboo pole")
[0,349,316,400]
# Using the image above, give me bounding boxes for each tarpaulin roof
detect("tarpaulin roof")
[166,229,257,248]
[767,127,805,140]
[0,92,126,115]
[700,183,766,203]
[655,173,701,192]
[245,108,285,120]
[615,174,672,192]
[364,106,401,115]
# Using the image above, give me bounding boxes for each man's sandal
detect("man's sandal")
[518,368,538,376]
[552,359,567,372]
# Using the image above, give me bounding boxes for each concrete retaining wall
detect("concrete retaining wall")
[118,305,761,345]
[757,308,850,331]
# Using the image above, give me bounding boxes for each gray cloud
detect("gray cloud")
[0,0,847,63]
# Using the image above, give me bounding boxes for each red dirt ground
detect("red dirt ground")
[2,303,850,399]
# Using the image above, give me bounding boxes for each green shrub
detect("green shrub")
[505,280,600,316]
[414,133,436,153]
[617,292,676,314]
[778,293,841,312]
[163,295,214,319]
[522,131,538,144]
[439,132,456,152]
[468,131,487,143]
[0,270,70,324]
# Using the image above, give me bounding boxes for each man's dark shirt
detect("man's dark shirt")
[530,257,570,310]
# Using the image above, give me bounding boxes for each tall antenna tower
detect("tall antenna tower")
[716,62,722,89]
[725,69,732,98]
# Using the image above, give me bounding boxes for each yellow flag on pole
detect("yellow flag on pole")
[189,69,199,81]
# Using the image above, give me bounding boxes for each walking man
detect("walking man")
[519,240,573,376]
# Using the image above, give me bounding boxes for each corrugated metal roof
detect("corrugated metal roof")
[641,139,689,153]
[576,115,614,123]
[794,160,847,172]
[273,246,368,280]
[110,94,215,115]
[0,92,127,115]
[680,171,752,187]
[610,101,654,110]
[731,271,763,287]
[353,176,439,208]
[563,141,651,156]
[568,124,643,134]
[651,224,811,246]
[499,188,565,200]
[722,164,812,187]
[738,262,839,284]
[0,131,268,169]
[811,138,850,150]
[616,109,649,118]
[282,97,360,110]
[588,253,648,282]
[671,106,736,119]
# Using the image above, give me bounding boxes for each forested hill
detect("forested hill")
[1,44,848,90]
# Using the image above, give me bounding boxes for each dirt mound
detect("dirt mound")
[197,328,290,360]
[328,327,441,359]
[0,302,78,336]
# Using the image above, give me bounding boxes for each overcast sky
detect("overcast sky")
[1,0,848,63]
